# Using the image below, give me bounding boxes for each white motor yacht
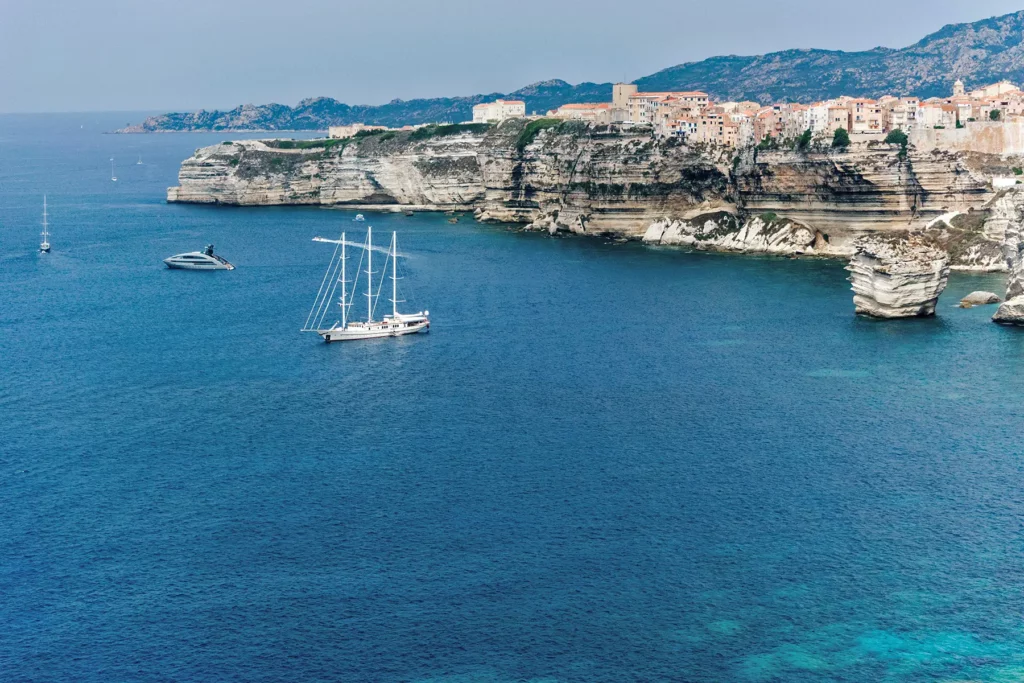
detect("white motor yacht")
[164,244,234,270]
[304,226,430,342]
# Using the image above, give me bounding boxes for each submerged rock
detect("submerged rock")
[960,291,1002,307]
[847,235,950,318]
[993,296,1024,324]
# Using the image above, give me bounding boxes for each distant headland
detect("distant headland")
[122,10,1024,133]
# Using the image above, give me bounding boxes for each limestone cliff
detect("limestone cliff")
[847,235,951,318]
[169,120,1007,265]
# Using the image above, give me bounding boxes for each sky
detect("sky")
[3,0,1024,113]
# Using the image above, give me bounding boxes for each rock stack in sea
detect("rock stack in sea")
[846,235,950,318]
[993,242,1024,324]
[991,189,1024,324]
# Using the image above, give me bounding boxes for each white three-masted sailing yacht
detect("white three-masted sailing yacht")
[303,226,430,343]
[39,196,51,253]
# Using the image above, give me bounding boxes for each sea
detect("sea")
[2,112,1024,683]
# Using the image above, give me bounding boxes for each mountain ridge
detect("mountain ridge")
[122,10,1024,132]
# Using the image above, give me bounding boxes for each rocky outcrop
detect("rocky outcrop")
[169,121,1009,263]
[166,135,487,208]
[736,147,989,254]
[984,188,1024,325]
[992,188,1024,298]
[641,213,826,255]
[993,296,1024,324]
[847,236,950,318]
[960,291,1002,307]
[922,208,1004,272]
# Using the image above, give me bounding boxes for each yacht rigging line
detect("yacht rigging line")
[307,240,345,331]
[303,232,343,331]
[316,238,348,330]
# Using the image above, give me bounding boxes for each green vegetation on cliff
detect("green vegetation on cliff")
[410,123,491,140]
[516,119,563,152]
[263,138,348,150]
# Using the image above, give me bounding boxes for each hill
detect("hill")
[120,80,612,132]
[121,10,1024,132]
[637,10,1024,101]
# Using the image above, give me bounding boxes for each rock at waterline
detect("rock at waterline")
[993,296,1024,324]
[960,291,1003,308]
[846,235,950,318]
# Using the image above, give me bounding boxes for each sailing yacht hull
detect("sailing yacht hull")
[319,320,429,342]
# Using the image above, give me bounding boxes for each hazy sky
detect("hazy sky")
[3,0,1024,113]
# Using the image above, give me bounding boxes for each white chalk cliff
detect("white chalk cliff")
[169,120,1012,265]
[847,236,950,318]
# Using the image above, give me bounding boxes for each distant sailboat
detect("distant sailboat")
[136,155,143,165]
[39,196,51,253]
[110,158,117,182]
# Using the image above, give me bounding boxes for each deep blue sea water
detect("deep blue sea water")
[3,113,1024,682]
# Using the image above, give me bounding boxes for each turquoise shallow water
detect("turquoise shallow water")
[2,113,1024,682]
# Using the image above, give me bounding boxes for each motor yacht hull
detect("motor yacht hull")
[319,319,429,342]
[164,260,234,270]
[163,248,234,270]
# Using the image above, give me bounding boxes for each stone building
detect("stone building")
[472,99,526,123]
[547,103,614,124]
[626,91,708,125]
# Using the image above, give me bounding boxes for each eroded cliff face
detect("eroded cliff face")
[167,134,486,208]
[168,120,1005,264]
[847,235,951,318]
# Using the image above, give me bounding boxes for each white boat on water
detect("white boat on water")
[39,195,51,253]
[353,214,365,222]
[164,244,234,270]
[110,157,117,182]
[303,226,429,343]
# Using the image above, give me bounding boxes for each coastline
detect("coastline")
[165,120,1011,271]
[113,128,327,134]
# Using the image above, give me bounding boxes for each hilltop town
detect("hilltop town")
[496,80,1024,155]
[323,79,1024,157]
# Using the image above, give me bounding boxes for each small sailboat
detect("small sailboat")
[136,155,143,165]
[110,158,117,182]
[304,226,429,342]
[39,196,51,253]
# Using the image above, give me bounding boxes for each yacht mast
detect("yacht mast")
[391,232,398,318]
[340,232,347,328]
[366,226,373,322]
[41,196,48,242]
